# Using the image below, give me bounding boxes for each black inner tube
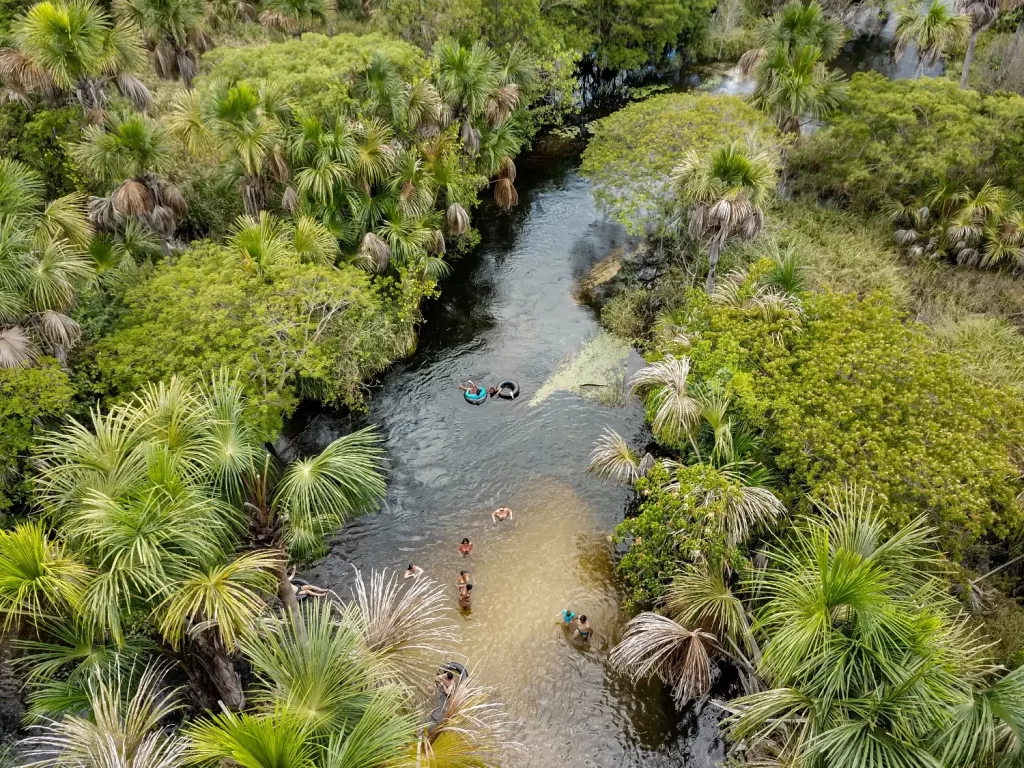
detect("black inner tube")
[497,380,519,400]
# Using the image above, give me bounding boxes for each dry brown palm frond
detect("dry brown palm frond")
[343,567,456,691]
[494,178,518,209]
[146,205,176,236]
[87,196,121,232]
[638,452,656,479]
[484,83,520,125]
[446,203,469,236]
[421,676,512,768]
[259,9,297,32]
[497,156,516,183]
[738,47,768,75]
[0,47,56,95]
[32,310,81,351]
[587,428,640,486]
[281,186,299,214]
[717,483,787,546]
[159,184,187,218]
[114,75,152,112]
[610,612,718,707]
[0,326,37,368]
[429,230,446,255]
[460,119,480,155]
[894,228,920,247]
[359,232,390,273]
[113,180,153,217]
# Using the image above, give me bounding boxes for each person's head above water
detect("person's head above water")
[446,671,454,680]
[462,538,470,544]
[460,570,467,577]
[579,614,587,622]
[407,564,414,570]
[466,584,473,592]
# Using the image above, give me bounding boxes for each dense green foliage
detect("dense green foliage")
[615,463,734,608]
[0,104,88,199]
[666,287,1024,552]
[581,93,778,233]
[200,32,428,116]
[791,72,1024,208]
[92,242,404,436]
[0,359,74,513]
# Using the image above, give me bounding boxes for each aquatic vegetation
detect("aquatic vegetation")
[529,331,631,407]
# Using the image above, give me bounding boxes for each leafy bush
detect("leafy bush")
[93,242,404,437]
[0,360,75,514]
[790,71,1024,208]
[601,287,652,343]
[0,104,88,199]
[669,290,1024,554]
[199,32,427,115]
[581,92,777,233]
[615,462,736,609]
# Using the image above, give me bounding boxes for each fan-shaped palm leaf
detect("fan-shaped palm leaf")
[344,568,455,690]
[587,428,640,486]
[229,211,295,276]
[0,521,88,630]
[610,612,718,706]
[156,550,279,652]
[629,356,702,445]
[186,710,316,768]
[19,663,184,768]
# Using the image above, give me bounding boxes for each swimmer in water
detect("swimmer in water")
[458,570,472,589]
[458,380,479,393]
[574,614,592,641]
[436,670,456,696]
[404,564,424,579]
[458,538,473,557]
[458,583,473,609]
[287,565,329,601]
[491,506,512,522]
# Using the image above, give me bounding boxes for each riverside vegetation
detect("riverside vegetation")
[0,0,1023,764]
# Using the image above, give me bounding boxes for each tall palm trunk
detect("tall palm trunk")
[191,629,246,710]
[961,28,981,87]
[705,241,722,294]
[1000,17,1024,84]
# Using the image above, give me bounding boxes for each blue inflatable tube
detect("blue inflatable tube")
[464,387,486,404]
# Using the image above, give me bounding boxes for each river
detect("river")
[283,21,918,767]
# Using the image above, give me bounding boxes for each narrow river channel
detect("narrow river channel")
[283,20,923,763]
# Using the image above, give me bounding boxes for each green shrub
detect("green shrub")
[614,462,736,609]
[199,32,427,116]
[93,242,405,437]
[0,360,75,514]
[669,290,1024,555]
[601,287,651,343]
[0,104,87,199]
[581,92,778,234]
[789,71,1024,208]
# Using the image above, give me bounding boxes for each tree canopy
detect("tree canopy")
[581,92,778,234]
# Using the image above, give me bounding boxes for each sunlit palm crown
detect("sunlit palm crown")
[895,0,971,67]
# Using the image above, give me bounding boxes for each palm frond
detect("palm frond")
[587,428,640,486]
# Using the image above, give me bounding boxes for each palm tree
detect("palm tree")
[895,0,971,77]
[627,356,702,445]
[0,158,94,368]
[343,568,455,690]
[0,521,87,633]
[228,211,338,275]
[750,44,848,133]
[0,0,151,113]
[610,560,756,706]
[671,143,779,294]
[19,663,185,768]
[72,111,187,246]
[113,0,212,85]
[259,0,331,34]
[957,0,999,87]
[34,372,387,705]
[740,0,847,73]
[169,80,290,214]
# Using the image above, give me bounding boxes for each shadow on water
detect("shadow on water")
[284,31,917,765]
